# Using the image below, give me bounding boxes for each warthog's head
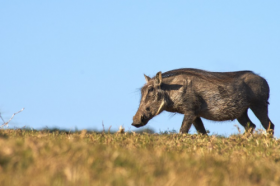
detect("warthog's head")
[132,72,167,128]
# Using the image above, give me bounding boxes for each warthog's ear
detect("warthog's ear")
[155,71,162,86]
[144,74,151,83]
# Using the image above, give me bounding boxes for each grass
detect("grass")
[0,129,279,186]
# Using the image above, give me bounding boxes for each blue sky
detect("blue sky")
[1,1,279,136]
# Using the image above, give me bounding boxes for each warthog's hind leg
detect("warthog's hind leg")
[237,109,256,133]
[250,104,274,134]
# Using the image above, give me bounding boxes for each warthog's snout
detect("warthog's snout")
[131,123,144,128]
[132,114,148,128]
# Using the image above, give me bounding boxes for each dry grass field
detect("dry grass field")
[0,129,279,186]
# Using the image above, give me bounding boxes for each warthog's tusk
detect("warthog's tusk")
[156,100,165,115]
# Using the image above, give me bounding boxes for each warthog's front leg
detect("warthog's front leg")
[193,117,207,134]
[180,115,207,134]
[179,114,196,134]
[180,115,192,133]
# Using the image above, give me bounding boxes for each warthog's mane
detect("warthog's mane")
[155,68,253,83]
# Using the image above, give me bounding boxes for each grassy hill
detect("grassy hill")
[0,129,279,186]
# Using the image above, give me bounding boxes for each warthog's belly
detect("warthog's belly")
[198,92,249,121]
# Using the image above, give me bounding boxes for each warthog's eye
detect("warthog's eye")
[146,107,150,112]
[148,87,154,93]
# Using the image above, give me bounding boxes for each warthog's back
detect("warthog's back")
[161,68,253,83]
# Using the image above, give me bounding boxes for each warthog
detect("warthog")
[132,68,274,134]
